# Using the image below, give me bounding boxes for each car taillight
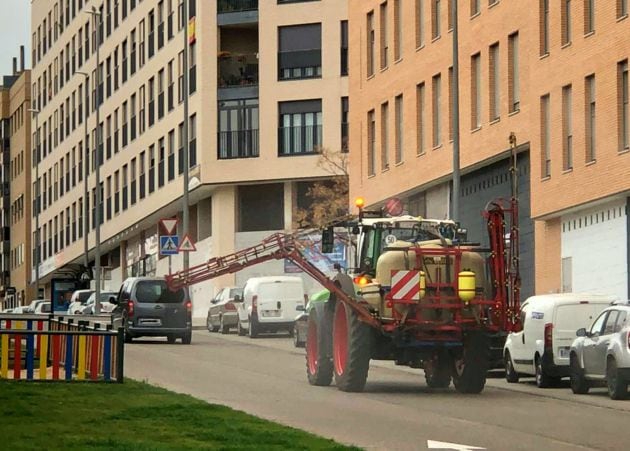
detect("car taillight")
[627,331,630,349]
[252,295,257,312]
[185,301,192,313]
[224,302,236,311]
[544,323,553,350]
[127,300,134,317]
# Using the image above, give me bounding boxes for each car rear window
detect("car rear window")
[78,292,93,303]
[41,303,51,313]
[229,288,243,298]
[135,281,185,304]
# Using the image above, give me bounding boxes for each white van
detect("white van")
[236,276,307,338]
[504,293,617,387]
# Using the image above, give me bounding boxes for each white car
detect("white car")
[80,292,118,315]
[504,293,616,387]
[33,301,52,314]
[236,276,307,338]
[66,289,94,314]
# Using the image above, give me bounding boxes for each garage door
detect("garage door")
[460,152,534,300]
[561,199,629,300]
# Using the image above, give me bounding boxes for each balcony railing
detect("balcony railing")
[218,0,258,14]
[218,53,259,87]
[219,129,259,159]
[278,125,322,156]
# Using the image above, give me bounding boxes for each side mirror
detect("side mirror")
[233,295,242,303]
[296,305,305,312]
[576,327,587,337]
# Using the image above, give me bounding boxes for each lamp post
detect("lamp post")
[85,6,102,314]
[451,0,461,222]
[182,0,190,272]
[27,108,40,300]
[75,71,90,284]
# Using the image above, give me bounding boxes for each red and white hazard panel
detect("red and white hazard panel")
[390,270,422,301]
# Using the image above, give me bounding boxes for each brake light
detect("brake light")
[224,302,236,311]
[544,323,553,350]
[353,276,370,286]
[185,300,192,313]
[127,300,134,317]
[252,295,258,312]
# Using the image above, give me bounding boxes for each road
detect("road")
[125,330,630,451]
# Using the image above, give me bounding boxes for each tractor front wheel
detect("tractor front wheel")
[452,333,489,394]
[332,302,373,392]
[305,304,333,386]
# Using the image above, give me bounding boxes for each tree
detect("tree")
[293,148,349,229]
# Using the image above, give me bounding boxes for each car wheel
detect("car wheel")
[123,321,133,343]
[535,355,559,388]
[220,316,230,334]
[570,353,590,395]
[248,316,259,338]
[237,318,246,336]
[606,357,628,400]
[206,316,214,333]
[293,324,304,348]
[504,351,519,383]
[181,331,192,345]
[167,334,176,344]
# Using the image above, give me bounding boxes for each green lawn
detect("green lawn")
[0,380,358,450]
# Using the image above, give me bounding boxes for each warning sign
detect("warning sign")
[178,234,196,252]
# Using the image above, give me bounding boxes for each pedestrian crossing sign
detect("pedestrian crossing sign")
[160,235,179,256]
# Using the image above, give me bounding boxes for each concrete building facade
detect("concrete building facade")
[0,50,33,310]
[348,0,629,299]
[30,0,348,315]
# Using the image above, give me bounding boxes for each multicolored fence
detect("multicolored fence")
[0,315,124,382]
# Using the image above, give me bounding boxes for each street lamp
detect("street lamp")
[451,0,461,222]
[75,71,90,285]
[27,108,40,300]
[85,6,102,314]
[182,0,190,272]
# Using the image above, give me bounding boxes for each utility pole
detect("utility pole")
[451,0,461,222]
[76,71,90,282]
[86,6,102,314]
[182,0,190,272]
[27,108,40,299]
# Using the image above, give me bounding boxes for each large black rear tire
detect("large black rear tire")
[305,304,333,386]
[452,333,489,394]
[332,302,373,392]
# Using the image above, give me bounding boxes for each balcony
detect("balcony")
[218,0,258,26]
[218,129,259,159]
[218,53,259,100]
[278,125,322,156]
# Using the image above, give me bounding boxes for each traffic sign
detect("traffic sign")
[160,235,180,256]
[159,218,178,235]
[178,234,196,252]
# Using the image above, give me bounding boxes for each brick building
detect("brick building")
[348,0,630,299]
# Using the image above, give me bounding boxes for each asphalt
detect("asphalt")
[125,330,630,451]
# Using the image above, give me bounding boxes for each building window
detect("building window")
[584,0,594,34]
[148,9,155,59]
[158,137,165,188]
[189,41,197,94]
[540,0,549,55]
[380,2,389,69]
[508,32,520,113]
[489,42,500,121]
[561,0,572,46]
[432,73,442,147]
[341,21,348,76]
[238,184,284,232]
[585,74,596,162]
[471,0,480,16]
[395,94,404,164]
[562,84,573,170]
[341,96,349,152]
[368,110,376,176]
[279,100,322,155]
[416,0,424,48]
[367,11,375,77]
[417,82,426,154]
[278,24,322,80]
[139,151,146,199]
[381,101,389,170]
[168,130,175,181]
[541,94,551,177]
[432,0,441,40]
[471,53,481,129]
[619,60,629,151]
[218,98,260,159]
[448,0,454,30]
[189,114,197,167]
[561,257,572,292]
[618,0,628,19]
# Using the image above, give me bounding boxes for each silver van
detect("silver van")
[113,277,192,344]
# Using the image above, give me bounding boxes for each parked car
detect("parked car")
[236,276,307,338]
[2,308,14,313]
[26,299,47,313]
[504,293,616,387]
[66,289,94,314]
[570,301,630,399]
[80,291,118,315]
[12,306,32,314]
[33,301,51,314]
[293,290,330,348]
[112,277,192,344]
[207,287,243,334]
